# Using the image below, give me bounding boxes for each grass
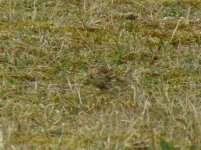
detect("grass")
[0,0,201,149]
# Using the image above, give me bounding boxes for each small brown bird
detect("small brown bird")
[87,60,126,91]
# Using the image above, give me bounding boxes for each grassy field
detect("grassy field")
[0,0,201,149]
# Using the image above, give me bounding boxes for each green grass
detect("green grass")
[1,0,201,149]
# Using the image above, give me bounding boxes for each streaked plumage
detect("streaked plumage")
[87,60,126,91]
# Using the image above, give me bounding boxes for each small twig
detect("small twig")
[170,19,181,43]
[66,77,72,89]
[75,85,82,104]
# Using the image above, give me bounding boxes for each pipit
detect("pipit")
[87,60,126,91]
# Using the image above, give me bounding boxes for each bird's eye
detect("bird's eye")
[93,60,98,63]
